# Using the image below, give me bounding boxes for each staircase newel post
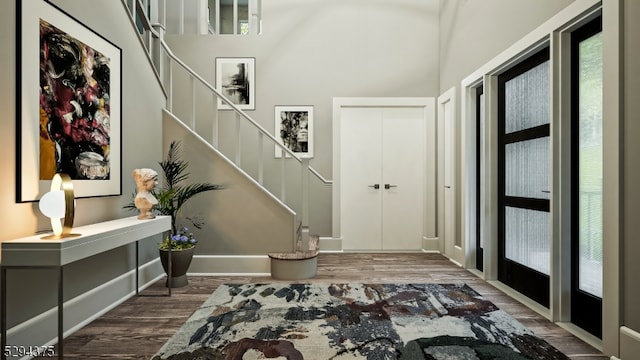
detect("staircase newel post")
[301,158,310,251]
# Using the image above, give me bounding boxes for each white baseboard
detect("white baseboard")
[319,237,342,252]
[6,259,163,354]
[422,236,440,251]
[620,326,640,360]
[189,255,271,275]
[448,257,463,267]
[188,242,347,277]
[486,280,552,320]
[555,321,602,352]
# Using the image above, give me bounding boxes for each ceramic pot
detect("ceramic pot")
[159,247,194,288]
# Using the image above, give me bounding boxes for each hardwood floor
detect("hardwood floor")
[42,253,607,359]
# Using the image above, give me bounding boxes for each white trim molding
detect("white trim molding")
[332,97,436,251]
[459,0,614,354]
[189,255,271,275]
[6,259,163,349]
[437,87,461,264]
[620,326,640,360]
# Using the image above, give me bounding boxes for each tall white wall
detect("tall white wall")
[166,0,441,237]
[439,0,575,92]
[437,0,574,252]
[162,113,295,255]
[0,0,166,347]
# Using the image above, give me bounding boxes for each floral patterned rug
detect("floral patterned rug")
[152,283,568,359]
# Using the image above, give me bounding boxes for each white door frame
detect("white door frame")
[332,97,437,250]
[437,88,464,265]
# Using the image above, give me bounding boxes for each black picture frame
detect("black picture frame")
[274,105,314,158]
[215,57,255,110]
[16,0,122,202]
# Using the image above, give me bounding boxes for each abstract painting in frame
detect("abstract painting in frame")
[274,106,314,158]
[17,0,122,202]
[215,57,255,110]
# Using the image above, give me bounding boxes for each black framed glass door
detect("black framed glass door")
[497,47,551,308]
[571,16,603,338]
[476,85,484,271]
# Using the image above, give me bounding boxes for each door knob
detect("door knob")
[384,184,398,189]
[368,184,380,189]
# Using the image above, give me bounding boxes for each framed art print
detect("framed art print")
[274,106,314,158]
[17,0,122,202]
[215,57,255,110]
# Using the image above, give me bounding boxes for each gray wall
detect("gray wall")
[0,0,165,345]
[3,0,636,355]
[166,0,441,237]
[166,0,574,240]
[162,114,295,255]
[438,0,575,93]
[437,0,574,251]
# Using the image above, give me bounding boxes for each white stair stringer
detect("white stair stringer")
[163,109,299,253]
[164,109,295,217]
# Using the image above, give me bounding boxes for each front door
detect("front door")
[340,105,426,250]
[497,47,551,307]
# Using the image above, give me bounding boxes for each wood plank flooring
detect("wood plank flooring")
[41,253,607,359]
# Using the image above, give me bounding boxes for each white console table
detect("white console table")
[0,216,171,360]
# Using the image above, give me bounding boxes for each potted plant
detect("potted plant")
[158,225,198,288]
[127,140,222,287]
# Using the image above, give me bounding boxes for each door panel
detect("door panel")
[476,86,484,270]
[444,102,455,253]
[571,16,602,338]
[504,206,550,275]
[341,107,383,250]
[382,108,425,250]
[439,94,456,259]
[504,137,550,200]
[498,47,551,308]
[340,106,425,251]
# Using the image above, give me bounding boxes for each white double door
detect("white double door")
[340,106,425,250]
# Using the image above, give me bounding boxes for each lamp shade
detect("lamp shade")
[38,173,77,238]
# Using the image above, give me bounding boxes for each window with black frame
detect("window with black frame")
[570,15,603,338]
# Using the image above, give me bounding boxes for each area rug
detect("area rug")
[152,283,568,359]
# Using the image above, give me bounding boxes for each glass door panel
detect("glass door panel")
[505,207,550,275]
[498,47,551,308]
[504,61,550,133]
[505,137,550,200]
[571,16,602,338]
[577,31,603,298]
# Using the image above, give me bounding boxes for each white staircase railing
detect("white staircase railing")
[123,0,331,250]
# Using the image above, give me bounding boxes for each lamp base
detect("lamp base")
[41,233,82,240]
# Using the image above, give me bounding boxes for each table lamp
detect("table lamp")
[38,173,79,239]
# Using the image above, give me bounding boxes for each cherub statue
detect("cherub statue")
[132,168,158,220]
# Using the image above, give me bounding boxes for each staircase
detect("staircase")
[124,0,330,278]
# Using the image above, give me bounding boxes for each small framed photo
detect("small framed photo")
[215,57,255,110]
[274,106,314,158]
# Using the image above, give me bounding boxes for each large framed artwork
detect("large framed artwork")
[215,57,255,110]
[17,1,122,202]
[274,106,314,158]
